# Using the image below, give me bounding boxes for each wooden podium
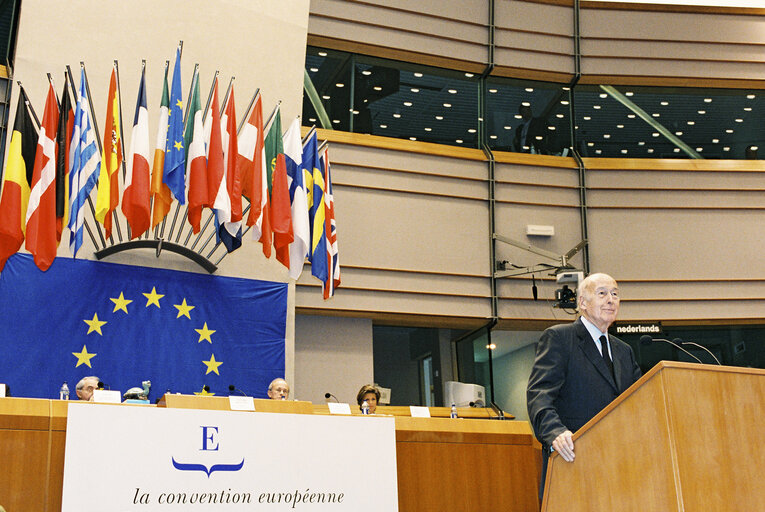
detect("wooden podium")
[543,361,765,512]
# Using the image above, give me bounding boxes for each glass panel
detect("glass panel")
[485,77,572,155]
[303,47,352,132]
[454,328,492,400]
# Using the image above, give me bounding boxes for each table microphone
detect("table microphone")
[228,384,248,396]
[639,335,703,364]
[678,339,722,365]
[324,392,339,402]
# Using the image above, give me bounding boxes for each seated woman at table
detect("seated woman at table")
[356,384,380,414]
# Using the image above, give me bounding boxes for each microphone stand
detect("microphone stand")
[680,340,722,365]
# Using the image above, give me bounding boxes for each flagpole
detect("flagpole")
[303,125,317,145]
[112,60,127,242]
[170,63,199,245]
[236,88,259,135]
[163,48,188,245]
[66,65,105,252]
[17,83,41,129]
[154,60,170,242]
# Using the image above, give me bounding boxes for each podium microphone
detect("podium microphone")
[639,335,703,364]
[678,339,722,365]
[324,392,339,402]
[228,384,248,396]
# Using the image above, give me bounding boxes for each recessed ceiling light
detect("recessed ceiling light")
[456,139,463,143]
[687,121,695,125]
[436,115,444,120]
[503,125,511,130]
[723,146,731,151]
[310,67,318,72]
[603,134,611,138]
[393,113,401,118]
[414,72,423,78]
[535,135,543,140]
[599,93,607,98]
[443,103,452,108]
[747,94,755,99]
[490,135,498,139]
[465,73,474,78]
[373,86,382,91]
[673,148,680,153]
[696,147,703,152]
[410,137,417,141]
[468,129,477,133]
[704,98,712,103]
[556,114,564,118]
[726,129,734,133]
[410,88,419,93]
[583,116,591,120]
[561,100,569,105]
[362,70,371,76]
[735,118,744,122]
[625,92,634,96]
[403,101,412,106]
[363,99,368,103]
[617,124,624,128]
[548,126,556,130]
[380,124,387,128]
[675,131,683,136]
[448,89,457,94]
[652,132,660,137]
[322,95,330,100]
[697,110,706,114]
[523,146,530,150]
[351,110,359,115]
[309,118,316,122]
[332,119,340,124]
[751,145,759,151]
[525,88,534,92]
[638,141,645,146]
[521,101,531,107]
[424,127,432,132]
[318,52,327,57]
[587,142,594,147]
[595,149,602,154]
[621,149,628,154]
[744,107,752,111]
[627,114,636,119]
[712,138,719,143]
[593,105,601,109]
[335,83,344,88]
[489,89,497,93]
[514,114,522,119]
[562,87,570,91]
[660,101,669,106]
[652,113,660,117]
[647,148,654,153]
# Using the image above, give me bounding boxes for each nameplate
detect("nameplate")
[409,406,431,418]
[328,402,352,415]
[0,384,5,397]
[93,390,121,404]
[228,396,255,411]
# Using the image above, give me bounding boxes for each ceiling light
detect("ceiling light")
[373,86,382,91]
[603,134,611,138]
[687,121,695,125]
[744,107,752,111]
[410,137,417,141]
[322,95,330,100]
[522,101,531,107]
[673,148,680,153]
[595,149,602,154]
[723,146,731,151]
[456,139,463,143]
[562,86,570,91]
[448,89,457,94]
[661,101,669,106]
[332,119,340,124]
[403,101,412,106]
[652,132,660,137]
[638,141,645,146]
[490,135,497,139]
[503,125,511,130]
[751,145,759,151]
[556,114,564,118]
[599,93,607,98]
[489,88,497,93]
[583,116,591,120]
[548,126,556,130]
[652,113,660,117]
[696,147,703,152]
[362,70,371,76]
[308,118,316,122]
[393,113,401,118]
[712,138,719,143]
[704,98,712,103]
[310,67,318,72]
[318,51,327,57]
[414,72,423,78]
[698,110,706,114]
[465,73,474,78]
[561,100,569,105]
[468,128,477,133]
[351,110,359,115]
[726,129,734,133]
[525,88,534,92]
[535,135,543,140]
[593,105,601,109]
[735,118,744,122]
[627,114,636,119]
[621,149,628,154]
[436,116,444,120]
[747,94,755,99]
[617,124,624,128]
[443,103,452,108]
[675,131,683,136]
[424,127,432,132]
[380,124,387,128]
[514,114,522,119]
[647,148,654,153]
[335,83,344,88]
[587,142,594,147]
[523,146,530,150]
[410,88,419,93]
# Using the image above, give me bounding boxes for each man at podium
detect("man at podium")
[527,273,641,496]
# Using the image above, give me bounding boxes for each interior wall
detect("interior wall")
[372,326,422,407]
[294,314,373,405]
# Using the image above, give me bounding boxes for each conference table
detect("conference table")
[0,396,541,512]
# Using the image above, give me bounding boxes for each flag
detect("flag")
[270,114,293,269]
[283,118,308,279]
[0,254,287,399]
[0,89,38,271]
[258,105,283,258]
[122,68,151,239]
[55,78,74,243]
[303,131,327,282]
[218,86,242,253]
[95,64,123,239]
[203,78,229,236]
[321,144,340,298]
[185,72,207,234]
[68,68,102,256]
[163,47,185,204]
[237,92,264,228]
[150,65,172,228]
[25,82,60,271]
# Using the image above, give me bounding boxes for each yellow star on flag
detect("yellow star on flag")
[176,99,183,109]
[84,313,107,335]
[174,140,183,151]
[195,322,216,343]
[194,386,215,396]
[143,287,164,308]
[110,292,133,314]
[174,298,195,319]
[72,345,97,368]
[203,354,223,375]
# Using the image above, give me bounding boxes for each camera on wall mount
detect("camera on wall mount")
[554,270,583,310]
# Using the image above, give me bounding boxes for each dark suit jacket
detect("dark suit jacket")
[527,318,642,448]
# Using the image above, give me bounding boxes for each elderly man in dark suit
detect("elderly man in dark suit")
[527,273,642,496]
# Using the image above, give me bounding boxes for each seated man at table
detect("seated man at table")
[75,376,100,401]
[267,378,290,400]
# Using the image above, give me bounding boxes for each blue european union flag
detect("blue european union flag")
[0,254,286,400]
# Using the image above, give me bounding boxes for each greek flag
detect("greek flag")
[68,68,101,256]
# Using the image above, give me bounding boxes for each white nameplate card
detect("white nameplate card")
[0,384,6,397]
[328,402,352,415]
[228,396,255,411]
[92,390,121,404]
[410,406,431,418]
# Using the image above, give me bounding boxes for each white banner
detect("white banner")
[62,403,398,511]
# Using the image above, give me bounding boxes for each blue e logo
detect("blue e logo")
[201,426,219,451]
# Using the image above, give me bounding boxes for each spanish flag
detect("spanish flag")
[95,64,122,239]
[0,89,38,271]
